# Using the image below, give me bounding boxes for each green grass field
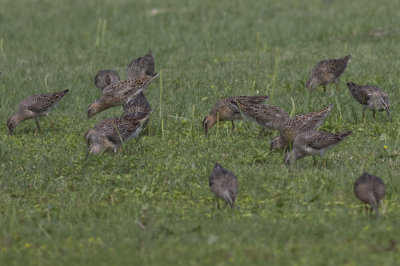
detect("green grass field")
[1,0,400,264]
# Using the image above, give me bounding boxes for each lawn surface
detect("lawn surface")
[1,0,400,265]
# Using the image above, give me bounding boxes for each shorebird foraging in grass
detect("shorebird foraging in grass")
[87,73,158,118]
[347,82,392,123]
[306,55,351,92]
[202,95,269,137]
[354,172,386,218]
[126,52,155,81]
[270,104,334,151]
[209,163,238,209]
[284,130,352,166]
[123,92,152,115]
[94,70,121,90]
[229,101,289,136]
[84,112,150,155]
[7,89,69,135]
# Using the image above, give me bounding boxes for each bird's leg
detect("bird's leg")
[313,156,317,166]
[373,110,376,119]
[335,82,339,93]
[34,118,41,135]
[216,197,220,209]
[362,107,366,123]
[321,157,327,168]
[46,116,55,131]
[323,85,326,92]
[258,128,265,137]
[231,121,235,131]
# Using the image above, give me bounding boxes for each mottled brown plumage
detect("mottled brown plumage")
[202,95,269,136]
[347,82,392,122]
[284,130,352,165]
[209,163,238,208]
[123,92,152,115]
[94,70,121,90]
[354,172,386,218]
[230,101,289,132]
[87,73,158,118]
[306,55,351,91]
[84,112,150,155]
[7,90,69,135]
[126,52,155,81]
[270,104,334,150]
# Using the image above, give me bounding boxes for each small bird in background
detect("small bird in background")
[126,52,155,81]
[270,104,334,151]
[87,73,158,118]
[306,55,351,92]
[84,112,150,155]
[284,130,352,166]
[229,100,289,136]
[354,172,386,218]
[347,82,392,123]
[209,163,238,209]
[94,70,121,90]
[7,90,69,135]
[202,95,269,137]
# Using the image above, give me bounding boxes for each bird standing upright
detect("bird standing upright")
[209,163,239,209]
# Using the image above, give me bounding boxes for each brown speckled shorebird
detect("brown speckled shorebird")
[87,73,158,118]
[270,104,334,150]
[123,92,152,115]
[230,101,289,135]
[7,90,69,135]
[202,95,269,137]
[347,82,392,122]
[84,112,150,155]
[306,55,351,92]
[209,163,238,209]
[94,70,121,90]
[126,52,155,81]
[354,172,386,218]
[284,130,352,166]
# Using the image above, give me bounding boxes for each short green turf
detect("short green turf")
[1,0,400,265]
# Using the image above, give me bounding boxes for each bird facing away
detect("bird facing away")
[347,82,392,122]
[84,112,150,155]
[87,73,158,118]
[306,55,351,92]
[126,52,155,81]
[354,172,386,218]
[209,163,238,208]
[270,104,334,150]
[94,70,121,90]
[229,101,289,133]
[123,92,152,116]
[284,130,352,166]
[202,95,269,137]
[7,90,69,135]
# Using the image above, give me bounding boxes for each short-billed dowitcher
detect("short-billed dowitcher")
[209,163,238,208]
[270,104,334,150]
[94,70,120,90]
[306,55,351,92]
[202,95,269,136]
[354,172,386,218]
[284,130,352,166]
[126,52,155,81]
[230,101,289,134]
[347,82,392,122]
[7,90,69,135]
[87,73,158,118]
[84,112,150,155]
